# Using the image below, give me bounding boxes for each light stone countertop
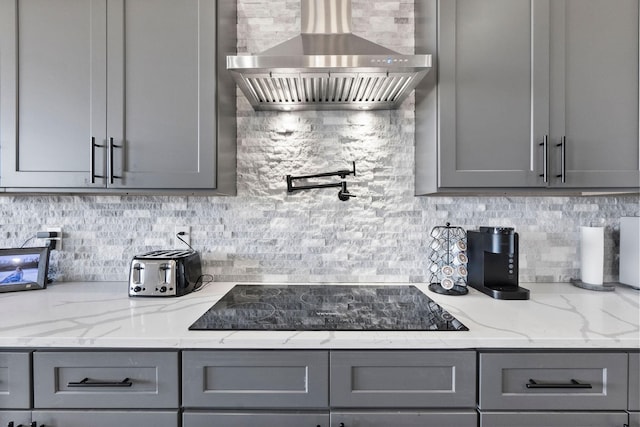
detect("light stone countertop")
[0,281,638,349]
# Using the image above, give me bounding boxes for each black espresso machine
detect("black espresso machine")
[467,227,529,300]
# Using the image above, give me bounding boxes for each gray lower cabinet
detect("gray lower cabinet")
[0,0,236,193]
[33,351,179,409]
[631,413,640,427]
[31,410,179,427]
[0,411,31,426]
[479,352,628,411]
[183,411,330,427]
[330,350,476,408]
[182,350,329,409]
[415,0,639,194]
[0,352,30,409]
[630,353,640,411]
[331,411,478,427]
[480,412,629,427]
[182,350,478,427]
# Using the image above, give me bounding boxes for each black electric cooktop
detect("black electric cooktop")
[189,284,468,331]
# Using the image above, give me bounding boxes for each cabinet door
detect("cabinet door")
[331,411,477,427]
[630,353,640,411]
[0,0,107,188]
[479,352,628,411]
[32,410,178,427]
[330,350,476,408]
[549,0,639,188]
[631,412,640,427]
[33,351,179,409]
[182,350,329,409]
[480,412,629,427]
[183,412,330,427]
[0,411,31,426]
[437,0,550,188]
[105,0,219,189]
[0,352,31,409]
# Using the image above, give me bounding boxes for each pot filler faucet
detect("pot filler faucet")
[286,161,356,201]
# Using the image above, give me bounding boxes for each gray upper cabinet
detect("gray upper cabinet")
[429,0,550,189]
[416,0,640,194]
[0,0,236,193]
[549,0,639,188]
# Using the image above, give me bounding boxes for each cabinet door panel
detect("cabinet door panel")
[33,351,179,409]
[0,0,107,188]
[630,353,640,411]
[479,352,628,410]
[330,350,476,408]
[480,411,628,427]
[106,0,217,189]
[0,352,31,409]
[550,0,639,188]
[438,0,549,188]
[0,411,31,426]
[182,350,329,409]
[32,410,178,427]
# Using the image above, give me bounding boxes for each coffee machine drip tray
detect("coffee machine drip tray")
[189,284,468,331]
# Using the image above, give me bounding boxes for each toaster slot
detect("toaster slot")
[159,263,172,285]
[132,262,144,285]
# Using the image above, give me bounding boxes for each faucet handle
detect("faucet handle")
[338,182,356,201]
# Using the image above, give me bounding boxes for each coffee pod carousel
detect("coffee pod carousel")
[428,223,468,295]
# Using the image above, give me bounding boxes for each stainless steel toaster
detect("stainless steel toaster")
[128,250,202,297]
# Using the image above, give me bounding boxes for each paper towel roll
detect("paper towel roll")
[580,226,604,285]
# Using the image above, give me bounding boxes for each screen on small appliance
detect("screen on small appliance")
[0,253,41,285]
[0,247,50,292]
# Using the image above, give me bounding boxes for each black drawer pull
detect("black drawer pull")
[526,378,592,389]
[67,377,133,388]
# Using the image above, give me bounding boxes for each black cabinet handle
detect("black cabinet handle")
[108,137,123,183]
[526,378,592,389]
[67,377,133,387]
[539,135,549,183]
[555,136,566,183]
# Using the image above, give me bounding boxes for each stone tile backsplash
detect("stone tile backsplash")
[1,0,638,284]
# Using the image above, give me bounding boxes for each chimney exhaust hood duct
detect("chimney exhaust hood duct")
[227,0,432,111]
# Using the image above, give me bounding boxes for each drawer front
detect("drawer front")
[0,352,30,409]
[32,410,179,427]
[330,350,476,408]
[182,350,329,408]
[0,411,31,426]
[331,411,477,427]
[183,411,330,427]
[479,352,628,410]
[630,412,640,427]
[480,411,629,427]
[630,353,639,410]
[33,351,179,409]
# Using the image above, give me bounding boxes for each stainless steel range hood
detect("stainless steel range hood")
[227,0,432,111]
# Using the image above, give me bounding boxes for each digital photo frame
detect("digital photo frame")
[0,246,50,293]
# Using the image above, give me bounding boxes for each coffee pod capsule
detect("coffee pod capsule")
[441,265,454,276]
[441,277,455,290]
[451,240,467,253]
[454,252,468,265]
[429,263,440,274]
[457,265,468,277]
